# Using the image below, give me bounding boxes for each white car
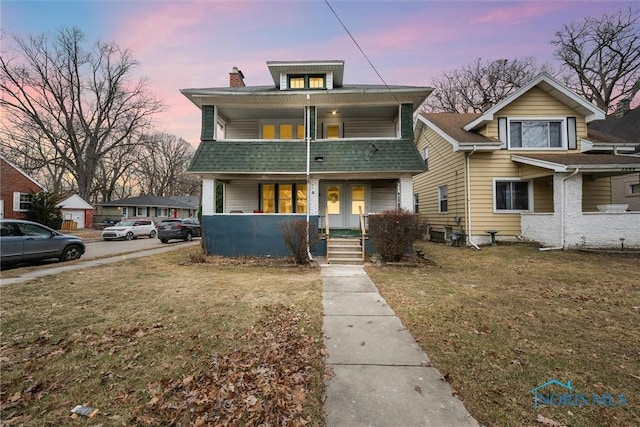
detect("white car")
[102,219,157,241]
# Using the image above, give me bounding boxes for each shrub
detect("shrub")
[26,191,64,229]
[368,209,429,262]
[281,219,320,264]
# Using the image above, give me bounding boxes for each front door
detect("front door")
[322,183,368,229]
[325,184,344,229]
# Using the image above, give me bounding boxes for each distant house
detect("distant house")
[97,195,198,225]
[413,73,640,249]
[588,101,640,211]
[58,194,94,229]
[182,60,430,260]
[169,195,200,212]
[0,155,45,220]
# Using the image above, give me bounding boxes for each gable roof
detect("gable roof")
[588,107,640,143]
[415,113,502,151]
[58,194,93,210]
[0,155,46,191]
[463,73,606,131]
[188,139,425,176]
[100,195,196,209]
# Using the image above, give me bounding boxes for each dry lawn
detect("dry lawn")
[0,249,324,426]
[366,242,640,427]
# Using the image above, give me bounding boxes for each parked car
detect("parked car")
[0,219,85,267]
[157,218,201,243]
[102,219,157,241]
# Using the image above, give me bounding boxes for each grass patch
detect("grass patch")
[366,242,640,427]
[1,249,324,426]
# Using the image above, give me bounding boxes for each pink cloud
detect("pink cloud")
[471,1,565,25]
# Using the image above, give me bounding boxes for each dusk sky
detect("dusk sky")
[1,0,635,144]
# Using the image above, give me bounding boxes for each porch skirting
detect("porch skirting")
[201,214,320,257]
[522,212,640,249]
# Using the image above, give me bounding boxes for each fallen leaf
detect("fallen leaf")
[536,413,566,426]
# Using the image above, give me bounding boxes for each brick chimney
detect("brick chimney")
[614,98,631,118]
[229,67,245,88]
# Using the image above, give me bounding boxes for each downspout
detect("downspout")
[539,167,580,251]
[305,94,313,261]
[465,146,481,250]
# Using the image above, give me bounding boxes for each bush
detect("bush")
[281,219,320,264]
[368,209,429,262]
[26,191,64,229]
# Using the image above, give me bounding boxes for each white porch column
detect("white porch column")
[399,177,414,212]
[554,172,582,248]
[307,179,319,215]
[202,178,216,215]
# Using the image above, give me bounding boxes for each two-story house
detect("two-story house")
[414,73,640,249]
[182,60,431,260]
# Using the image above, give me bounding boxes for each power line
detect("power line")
[324,0,400,104]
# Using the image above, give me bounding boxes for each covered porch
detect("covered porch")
[199,176,414,257]
[514,154,640,249]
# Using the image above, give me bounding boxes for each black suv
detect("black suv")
[157,218,201,243]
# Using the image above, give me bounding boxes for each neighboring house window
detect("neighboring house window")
[414,194,419,214]
[288,74,326,90]
[438,186,448,213]
[422,147,429,170]
[157,208,168,217]
[494,179,530,211]
[135,207,148,217]
[628,182,640,196]
[509,119,564,149]
[260,183,307,213]
[13,192,33,212]
[297,124,305,139]
[122,207,128,217]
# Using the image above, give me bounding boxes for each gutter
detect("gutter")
[465,145,481,250]
[305,94,313,262]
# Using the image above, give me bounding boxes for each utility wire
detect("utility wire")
[324,0,400,104]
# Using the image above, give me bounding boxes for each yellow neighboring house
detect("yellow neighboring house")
[414,73,640,250]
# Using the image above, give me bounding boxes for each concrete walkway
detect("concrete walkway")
[322,264,479,427]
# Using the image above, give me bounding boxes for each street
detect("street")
[0,237,200,286]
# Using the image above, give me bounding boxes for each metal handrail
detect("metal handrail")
[325,205,330,263]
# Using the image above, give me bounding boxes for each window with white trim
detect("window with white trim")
[494,179,530,212]
[13,192,33,212]
[135,207,148,217]
[628,182,640,196]
[438,185,448,213]
[509,118,565,149]
[422,147,429,170]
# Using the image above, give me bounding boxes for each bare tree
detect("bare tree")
[551,6,640,113]
[134,132,195,197]
[423,57,554,113]
[0,27,164,201]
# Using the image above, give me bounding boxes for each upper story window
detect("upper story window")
[508,119,565,149]
[288,74,326,90]
[438,185,448,213]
